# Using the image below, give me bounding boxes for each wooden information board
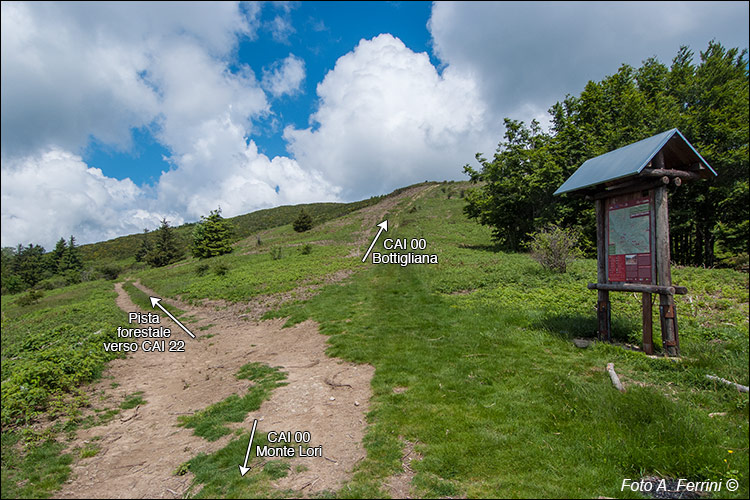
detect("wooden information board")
[606,193,654,284]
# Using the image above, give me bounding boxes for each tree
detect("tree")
[59,235,83,273]
[192,208,234,258]
[464,41,748,266]
[293,209,313,233]
[48,237,67,273]
[134,229,152,263]
[146,218,182,267]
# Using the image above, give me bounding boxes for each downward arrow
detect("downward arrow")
[149,296,195,339]
[239,419,259,477]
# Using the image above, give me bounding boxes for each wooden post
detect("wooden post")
[654,185,679,356]
[595,199,611,342]
[642,293,653,355]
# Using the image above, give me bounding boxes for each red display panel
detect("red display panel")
[607,194,653,283]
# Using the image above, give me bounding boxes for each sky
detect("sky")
[2,1,748,249]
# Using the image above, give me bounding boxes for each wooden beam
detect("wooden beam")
[641,168,702,181]
[595,199,610,342]
[654,185,679,356]
[587,282,686,295]
[642,293,653,355]
[592,179,664,200]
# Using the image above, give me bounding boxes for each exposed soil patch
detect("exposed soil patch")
[54,282,373,498]
[385,438,423,499]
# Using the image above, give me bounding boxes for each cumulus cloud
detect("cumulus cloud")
[0,150,174,248]
[429,1,750,129]
[1,1,338,249]
[157,113,339,222]
[284,34,494,200]
[261,54,306,97]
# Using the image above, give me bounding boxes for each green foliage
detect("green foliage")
[195,263,210,276]
[95,264,121,281]
[293,208,314,232]
[16,289,44,307]
[269,247,283,261]
[1,281,126,427]
[300,244,312,255]
[134,228,152,263]
[213,263,229,276]
[146,218,182,267]
[58,236,83,274]
[528,225,582,273]
[1,430,73,499]
[465,41,749,266]
[192,208,235,259]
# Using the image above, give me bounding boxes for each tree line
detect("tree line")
[464,41,748,268]
[1,236,83,294]
[1,206,318,295]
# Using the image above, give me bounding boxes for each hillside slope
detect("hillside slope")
[2,181,747,499]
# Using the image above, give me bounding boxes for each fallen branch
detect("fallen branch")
[606,363,625,392]
[324,370,353,388]
[706,375,749,393]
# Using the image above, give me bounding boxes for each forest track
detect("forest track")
[54,282,373,498]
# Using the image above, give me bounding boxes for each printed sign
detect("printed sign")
[607,194,653,283]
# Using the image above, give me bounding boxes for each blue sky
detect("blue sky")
[2,1,748,248]
[81,1,437,185]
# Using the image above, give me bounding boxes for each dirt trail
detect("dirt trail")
[55,282,373,498]
[55,189,439,498]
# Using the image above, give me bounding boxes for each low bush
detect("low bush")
[528,225,581,273]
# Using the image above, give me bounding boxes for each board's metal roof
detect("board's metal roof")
[554,128,716,195]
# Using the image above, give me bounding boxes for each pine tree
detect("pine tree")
[134,229,152,262]
[146,218,181,267]
[293,209,313,233]
[192,208,234,258]
[47,237,67,273]
[59,235,83,272]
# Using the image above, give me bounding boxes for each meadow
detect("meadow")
[1,182,747,498]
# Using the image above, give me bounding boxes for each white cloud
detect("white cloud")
[1,1,339,249]
[261,54,306,97]
[268,15,295,44]
[429,1,750,128]
[156,112,339,222]
[284,34,494,200]
[0,150,173,248]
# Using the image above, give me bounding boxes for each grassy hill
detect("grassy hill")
[78,194,388,264]
[2,181,748,498]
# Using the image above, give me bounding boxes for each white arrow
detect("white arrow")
[149,296,196,339]
[239,419,259,477]
[362,220,388,263]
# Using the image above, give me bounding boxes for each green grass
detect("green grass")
[120,392,146,410]
[1,280,128,427]
[1,431,73,499]
[264,187,748,498]
[120,280,186,318]
[178,363,287,441]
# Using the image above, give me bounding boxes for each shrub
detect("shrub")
[270,247,283,260]
[293,209,313,233]
[300,244,312,255]
[213,263,229,276]
[17,289,44,307]
[96,264,121,280]
[528,225,581,273]
[195,263,210,276]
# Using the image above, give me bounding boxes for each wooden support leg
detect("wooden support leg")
[642,293,653,354]
[659,294,679,357]
[597,291,611,342]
